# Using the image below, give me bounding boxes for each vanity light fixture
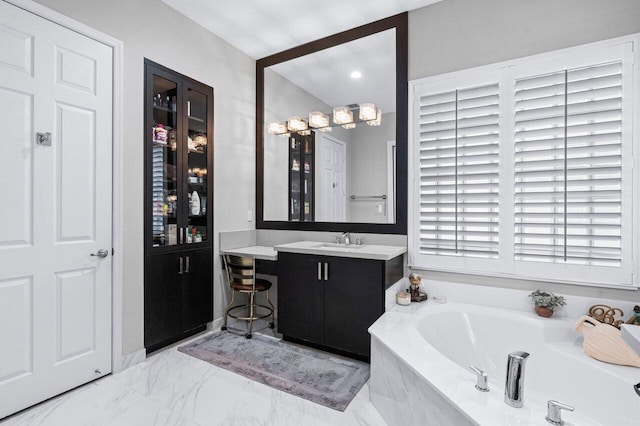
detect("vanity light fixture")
[366,107,382,126]
[271,104,380,137]
[333,107,354,125]
[287,116,308,132]
[359,103,377,121]
[309,111,330,129]
[268,120,287,135]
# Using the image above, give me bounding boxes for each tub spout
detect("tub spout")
[505,351,529,408]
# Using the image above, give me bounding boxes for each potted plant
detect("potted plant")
[529,289,566,318]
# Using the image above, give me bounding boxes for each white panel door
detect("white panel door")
[316,134,346,222]
[0,1,113,418]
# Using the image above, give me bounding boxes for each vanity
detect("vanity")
[276,242,404,360]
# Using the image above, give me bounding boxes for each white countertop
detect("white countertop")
[274,240,406,261]
[221,245,278,261]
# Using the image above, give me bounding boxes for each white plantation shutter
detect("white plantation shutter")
[410,38,637,288]
[514,62,622,266]
[418,83,500,258]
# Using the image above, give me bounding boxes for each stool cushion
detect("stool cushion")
[230,278,272,292]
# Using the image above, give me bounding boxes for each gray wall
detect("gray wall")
[35,0,256,355]
[408,0,640,302]
[410,0,640,80]
[348,112,396,222]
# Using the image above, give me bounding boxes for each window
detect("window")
[409,36,637,288]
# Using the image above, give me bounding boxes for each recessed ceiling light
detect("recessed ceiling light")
[350,70,362,79]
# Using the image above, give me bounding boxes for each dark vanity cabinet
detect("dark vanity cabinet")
[277,252,403,359]
[288,132,314,222]
[144,59,214,353]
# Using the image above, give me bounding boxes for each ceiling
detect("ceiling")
[161,0,442,115]
[269,29,396,113]
[161,0,441,59]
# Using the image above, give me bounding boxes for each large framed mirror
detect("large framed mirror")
[256,13,407,234]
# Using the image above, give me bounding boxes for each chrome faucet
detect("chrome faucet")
[505,351,529,408]
[340,232,351,245]
[545,400,574,425]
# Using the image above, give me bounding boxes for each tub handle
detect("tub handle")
[469,365,489,392]
[634,383,640,397]
[573,315,600,335]
[546,400,574,425]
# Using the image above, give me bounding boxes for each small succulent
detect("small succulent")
[529,289,567,311]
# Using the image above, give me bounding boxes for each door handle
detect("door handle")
[185,256,190,274]
[324,262,329,281]
[178,256,184,274]
[90,249,109,258]
[317,262,322,280]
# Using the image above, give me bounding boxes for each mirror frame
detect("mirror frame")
[256,13,408,234]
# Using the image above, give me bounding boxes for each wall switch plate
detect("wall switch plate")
[247,210,253,222]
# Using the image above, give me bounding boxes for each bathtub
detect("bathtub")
[369,302,640,426]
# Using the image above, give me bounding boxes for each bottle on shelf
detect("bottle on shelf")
[165,96,171,110]
[153,123,168,144]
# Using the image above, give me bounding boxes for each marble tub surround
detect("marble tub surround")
[369,302,640,426]
[275,240,406,261]
[622,325,640,357]
[386,276,639,320]
[1,339,386,426]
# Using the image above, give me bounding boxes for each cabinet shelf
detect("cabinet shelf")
[154,105,176,113]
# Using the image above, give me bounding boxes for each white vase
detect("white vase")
[191,191,200,215]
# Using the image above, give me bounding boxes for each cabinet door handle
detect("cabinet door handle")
[178,256,184,274]
[317,262,322,280]
[185,256,190,274]
[324,262,329,281]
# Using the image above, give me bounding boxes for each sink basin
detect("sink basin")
[313,243,365,251]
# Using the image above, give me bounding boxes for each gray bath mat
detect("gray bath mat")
[178,332,369,411]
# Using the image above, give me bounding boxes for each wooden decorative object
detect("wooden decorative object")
[573,315,640,368]
[588,305,625,328]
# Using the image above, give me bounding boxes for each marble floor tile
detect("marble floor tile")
[1,339,387,426]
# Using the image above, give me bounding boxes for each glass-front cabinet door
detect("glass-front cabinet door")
[145,60,213,253]
[288,132,314,222]
[184,87,209,244]
[149,73,179,248]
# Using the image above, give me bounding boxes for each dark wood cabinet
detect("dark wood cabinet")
[288,132,314,221]
[278,252,402,359]
[144,59,214,353]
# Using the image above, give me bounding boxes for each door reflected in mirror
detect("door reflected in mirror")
[262,28,396,224]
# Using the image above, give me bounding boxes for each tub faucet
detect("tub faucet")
[505,351,529,408]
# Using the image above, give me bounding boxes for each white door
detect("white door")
[316,134,346,222]
[0,1,113,418]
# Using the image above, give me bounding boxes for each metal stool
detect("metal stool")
[222,254,275,339]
